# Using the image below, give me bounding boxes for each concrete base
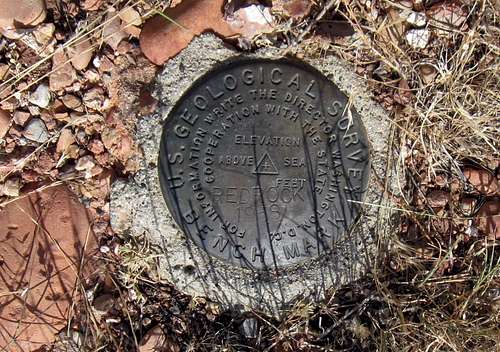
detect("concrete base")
[110,34,395,316]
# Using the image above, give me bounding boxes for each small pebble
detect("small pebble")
[13,111,30,126]
[0,109,11,138]
[427,189,449,208]
[29,84,51,108]
[23,117,49,143]
[406,11,427,27]
[240,318,259,339]
[406,28,430,49]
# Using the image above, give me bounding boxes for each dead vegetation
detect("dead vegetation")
[0,0,498,351]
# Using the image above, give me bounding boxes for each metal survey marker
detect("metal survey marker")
[158,58,370,270]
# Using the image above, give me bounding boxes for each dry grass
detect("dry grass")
[300,0,500,350]
[251,0,500,351]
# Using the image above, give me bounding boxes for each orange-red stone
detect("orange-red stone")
[0,186,97,351]
[140,0,239,65]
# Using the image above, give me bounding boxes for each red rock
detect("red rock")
[273,0,312,19]
[0,0,46,29]
[79,170,111,200]
[139,0,240,65]
[75,155,102,179]
[463,168,499,196]
[88,138,105,154]
[67,38,94,71]
[101,111,139,172]
[119,7,142,27]
[0,108,11,138]
[0,64,9,80]
[123,24,141,38]
[427,2,467,35]
[82,0,102,11]
[226,5,274,39]
[139,326,180,352]
[61,94,82,111]
[427,189,449,208]
[13,110,30,126]
[476,201,499,240]
[49,49,77,91]
[56,128,75,153]
[0,186,97,351]
[102,10,127,50]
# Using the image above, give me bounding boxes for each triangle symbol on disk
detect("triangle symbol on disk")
[253,152,279,175]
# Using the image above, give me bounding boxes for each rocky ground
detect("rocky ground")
[0,0,498,351]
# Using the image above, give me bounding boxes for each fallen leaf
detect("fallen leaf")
[0,177,20,196]
[427,189,449,208]
[394,79,413,105]
[378,8,405,49]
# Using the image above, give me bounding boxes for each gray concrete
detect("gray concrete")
[110,34,396,317]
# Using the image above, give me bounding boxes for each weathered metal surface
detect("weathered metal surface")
[158,58,370,269]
